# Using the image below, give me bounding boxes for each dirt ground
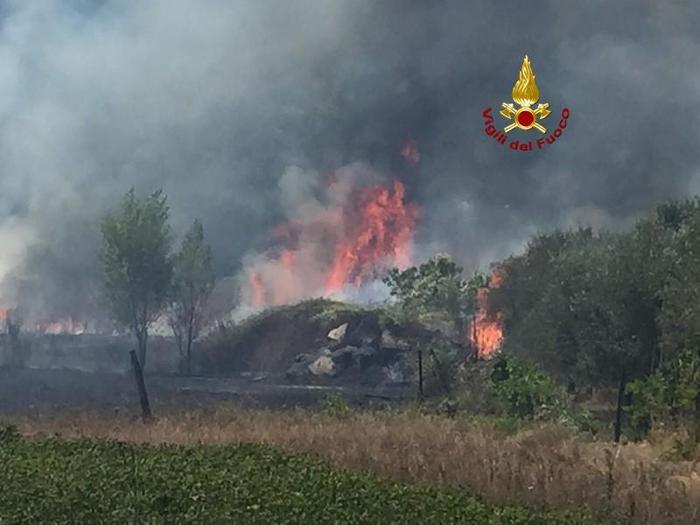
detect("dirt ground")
[0,367,412,416]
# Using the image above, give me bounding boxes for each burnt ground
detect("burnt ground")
[0,367,414,417]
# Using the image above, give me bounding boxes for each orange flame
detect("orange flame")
[326,180,418,291]
[469,268,504,357]
[244,177,419,307]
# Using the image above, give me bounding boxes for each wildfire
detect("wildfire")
[325,180,418,291]
[243,173,419,307]
[0,307,7,322]
[469,268,504,358]
[35,318,85,335]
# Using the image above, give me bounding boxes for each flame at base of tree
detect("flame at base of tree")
[469,269,504,358]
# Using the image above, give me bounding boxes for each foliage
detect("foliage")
[168,219,215,375]
[485,202,700,438]
[0,424,19,442]
[488,353,569,421]
[384,253,478,339]
[0,437,597,524]
[626,348,700,437]
[100,188,173,367]
[319,392,352,418]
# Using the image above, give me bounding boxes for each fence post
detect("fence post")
[417,349,424,403]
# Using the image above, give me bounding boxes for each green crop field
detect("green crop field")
[0,429,600,524]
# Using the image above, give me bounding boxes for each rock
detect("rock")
[353,346,376,370]
[330,346,358,370]
[346,316,382,348]
[329,345,376,371]
[286,359,311,381]
[327,323,348,342]
[380,330,411,351]
[308,355,336,377]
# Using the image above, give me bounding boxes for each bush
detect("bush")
[626,348,700,439]
[488,353,568,421]
[319,393,352,418]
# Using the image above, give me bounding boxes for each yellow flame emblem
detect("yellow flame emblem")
[500,55,550,133]
[512,55,539,107]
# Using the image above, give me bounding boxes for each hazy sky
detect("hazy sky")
[1,0,699,318]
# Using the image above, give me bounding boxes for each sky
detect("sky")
[0,0,699,320]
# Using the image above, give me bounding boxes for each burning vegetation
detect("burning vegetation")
[469,269,504,358]
[243,170,419,308]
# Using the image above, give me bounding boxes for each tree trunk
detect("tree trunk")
[614,366,627,443]
[130,350,152,422]
[184,305,196,376]
[694,388,700,445]
[185,323,194,376]
[694,358,700,444]
[136,329,148,370]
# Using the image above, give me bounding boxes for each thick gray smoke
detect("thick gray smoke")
[0,0,699,322]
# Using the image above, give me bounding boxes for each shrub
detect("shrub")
[488,353,568,421]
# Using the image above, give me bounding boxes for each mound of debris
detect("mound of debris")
[196,299,414,387]
[285,315,412,387]
[196,300,397,375]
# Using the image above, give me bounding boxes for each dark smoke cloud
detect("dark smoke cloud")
[0,0,698,320]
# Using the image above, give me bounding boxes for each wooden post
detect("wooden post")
[417,349,424,403]
[130,350,152,422]
[694,385,700,444]
[613,366,626,443]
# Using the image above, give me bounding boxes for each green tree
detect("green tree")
[169,219,215,375]
[656,203,700,440]
[383,254,479,396]
[100,188,173,368]
[383,253,476,340]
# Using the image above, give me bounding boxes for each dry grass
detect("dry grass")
[6,406,700,524]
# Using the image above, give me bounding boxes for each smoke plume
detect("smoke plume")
[0,1,699,321]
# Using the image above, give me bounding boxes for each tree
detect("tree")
[383,254,478,396]
[383,254,476,341]
[101,188,173,368]
[169,219,214,375]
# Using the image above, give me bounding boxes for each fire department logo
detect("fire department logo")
[500,55,550,133]
[482,54,570,152]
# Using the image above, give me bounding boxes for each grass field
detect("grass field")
[8,406,700,524]
[0,429,596,525]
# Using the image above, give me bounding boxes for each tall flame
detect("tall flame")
[511,55,540,108]
[326,180,418,291]
[469,268,504,358]
[243,176,419,307]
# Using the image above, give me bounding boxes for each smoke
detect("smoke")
[0,0,699,320]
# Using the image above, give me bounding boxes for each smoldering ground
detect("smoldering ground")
[0,0,699,320]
